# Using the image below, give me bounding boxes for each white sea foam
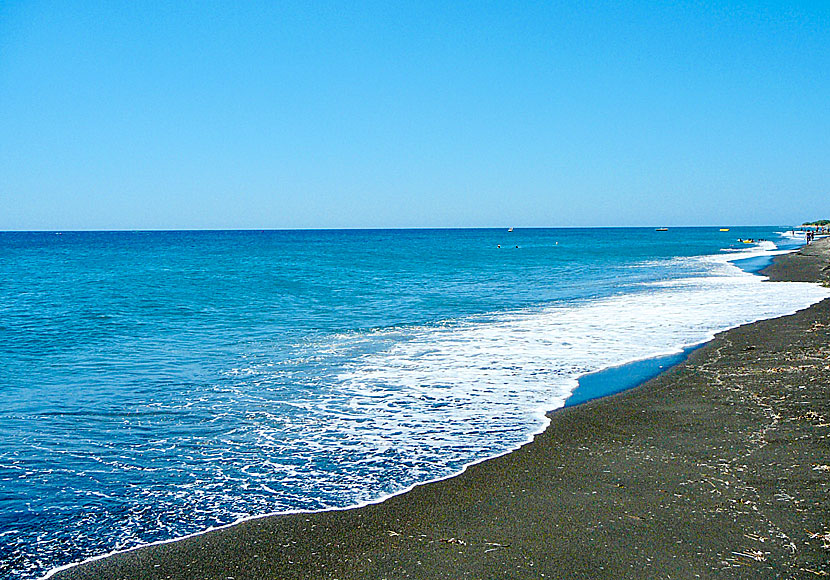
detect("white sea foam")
[333,252,828,464]
[778,230,807,239]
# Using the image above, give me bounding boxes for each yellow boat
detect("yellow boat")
[719,228,730,232]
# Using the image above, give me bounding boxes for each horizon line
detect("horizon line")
[0,224,798,233]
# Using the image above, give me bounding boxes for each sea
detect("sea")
[1,227,828,579]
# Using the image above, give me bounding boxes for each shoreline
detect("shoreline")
[53,239,830,580]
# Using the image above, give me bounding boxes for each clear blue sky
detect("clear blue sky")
[1,1,827,229]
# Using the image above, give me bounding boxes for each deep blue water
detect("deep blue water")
[0,227,826,580]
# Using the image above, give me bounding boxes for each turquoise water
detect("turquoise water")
[0,227,825,579]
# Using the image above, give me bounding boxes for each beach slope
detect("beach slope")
[56,240,830,579]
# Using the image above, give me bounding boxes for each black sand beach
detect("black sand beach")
[56,239,830,580]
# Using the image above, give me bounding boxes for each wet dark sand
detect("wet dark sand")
[56,239,830,580]
[762,237,830,282]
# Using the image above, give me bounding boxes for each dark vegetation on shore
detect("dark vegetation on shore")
[57,240,830,580]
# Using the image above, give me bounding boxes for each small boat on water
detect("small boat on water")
[655,228,668,232]
[720,228,730,232]
[508,227,514,232]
